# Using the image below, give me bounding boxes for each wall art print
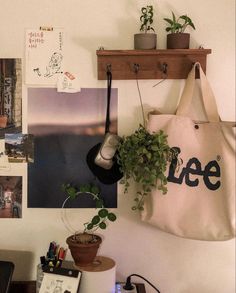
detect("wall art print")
[25,28,64,85]
[0,176,22,218]
[27,88,118,208]
[0,59,22,139]
[5,133,34,163]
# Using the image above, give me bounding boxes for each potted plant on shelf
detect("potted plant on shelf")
[134,5,157,50]
[62,183,116,266]
[116,125,176,211]
[164,12,195,49]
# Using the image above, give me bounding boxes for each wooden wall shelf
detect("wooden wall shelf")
[97,49,211,80]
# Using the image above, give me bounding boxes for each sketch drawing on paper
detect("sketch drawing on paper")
[39,272,81,293]
[44,52,63,77]
[26,29,64,85]
[33,68,41,76]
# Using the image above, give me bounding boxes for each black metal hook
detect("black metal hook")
[161,62,168,75]
[133,63,140,74]
[152,62,168,88]
[106,64,112,73]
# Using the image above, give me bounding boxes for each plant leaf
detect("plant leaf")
[99,222,107,229]
[98,209,109,218]
[91,215,100,225]
[86,223,94,230]
[107,213,117,222]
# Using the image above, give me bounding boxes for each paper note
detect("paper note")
[57,72,81,93]
[25,28,64,85]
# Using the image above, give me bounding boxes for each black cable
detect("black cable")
[124,273,161,293]
[105,69,112,134]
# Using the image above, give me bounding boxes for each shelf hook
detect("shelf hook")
[106,64,112,73]
[153,62,168,88]
[161,62,168,75]
[133,63,140,74]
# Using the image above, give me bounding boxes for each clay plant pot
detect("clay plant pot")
[0,115,7,128]
[66,233,102,266]
[167,33,190,49]
[134,33,157,50]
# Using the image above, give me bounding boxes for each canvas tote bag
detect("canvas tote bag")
[141,62,236,241]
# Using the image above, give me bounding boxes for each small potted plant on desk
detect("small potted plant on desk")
[134,5,157,50]
[62,183,116,267]
[164,11,195,49]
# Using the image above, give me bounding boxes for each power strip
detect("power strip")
[115,283,138,293]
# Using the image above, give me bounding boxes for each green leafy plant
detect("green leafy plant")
[164,12,195,34]
[117,125,176,211]
[139,5,155,33]
[62,183,116,243]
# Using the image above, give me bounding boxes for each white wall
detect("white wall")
[0,0,235,292]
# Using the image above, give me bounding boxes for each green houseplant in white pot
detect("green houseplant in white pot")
[134,5,157,50]
[62,183,116,266]
[164,12,195,49]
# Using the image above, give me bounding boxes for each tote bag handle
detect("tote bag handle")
[176,62,220,122]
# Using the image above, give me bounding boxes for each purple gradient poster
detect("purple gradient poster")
[27,88,118,208]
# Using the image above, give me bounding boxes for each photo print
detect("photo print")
[0,59,22,139]
[0,140,10,170]
[27,88,118,208]
[0,176,22,218]
[5,133,34,163]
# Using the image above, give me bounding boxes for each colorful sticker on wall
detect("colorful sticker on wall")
[0,176,22,218]
[27,88,118,208]
[5,133,34,163]
[0,59,22,139]
[25,28,64,85]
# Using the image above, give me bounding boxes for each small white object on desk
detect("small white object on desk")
[74,256,116,293]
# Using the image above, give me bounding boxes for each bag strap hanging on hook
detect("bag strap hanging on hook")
[133,63,146,128]
[153,63,168,87]
[105,67,112,134]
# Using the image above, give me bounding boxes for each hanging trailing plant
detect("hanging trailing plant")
[117,125,176,211]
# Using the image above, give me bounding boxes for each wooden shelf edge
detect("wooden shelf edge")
[97,49,212,56]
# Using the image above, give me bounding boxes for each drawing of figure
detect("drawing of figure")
[53,280,63,293]
[44,52,63,77]
[33,68,41,76]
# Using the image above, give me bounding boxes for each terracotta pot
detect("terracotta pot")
[66,233,102,266]
[167,33,190,49]
[0,115,7,128]
[134,33,157,50]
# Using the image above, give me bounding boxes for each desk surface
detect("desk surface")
[10,281,146,293]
